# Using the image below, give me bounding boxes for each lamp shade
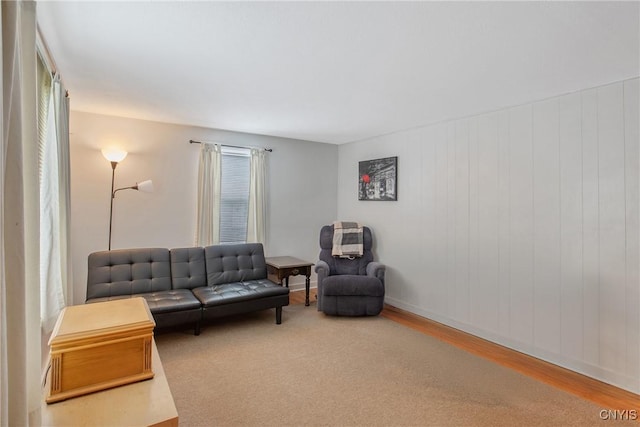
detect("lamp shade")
[136,180,154,193]
[101,148,128,163]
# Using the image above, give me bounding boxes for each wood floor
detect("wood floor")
[289,288,640,413]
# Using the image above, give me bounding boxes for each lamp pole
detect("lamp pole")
[103,148,152,250]
[108,161,117,250]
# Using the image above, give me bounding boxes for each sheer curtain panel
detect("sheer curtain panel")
[54,76,72,312]
[1,1,41,425]
[247,148,266,244]
[39,72,71,333]
[196,143,222,246]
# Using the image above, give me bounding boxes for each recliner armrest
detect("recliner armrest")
[315,260,330,311]
[366,262,385,285]
[315,260,330,275]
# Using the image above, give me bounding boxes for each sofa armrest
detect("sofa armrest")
[366,262,385,286]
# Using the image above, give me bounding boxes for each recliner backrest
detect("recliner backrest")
[205,243,267,286]
[319,225,374,275]
[87,248,171,300]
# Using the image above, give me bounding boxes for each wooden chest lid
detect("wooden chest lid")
[49,298,155,348]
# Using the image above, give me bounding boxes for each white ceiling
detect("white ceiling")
[37,1,639,145]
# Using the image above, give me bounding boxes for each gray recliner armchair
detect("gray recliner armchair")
[315,224,385,316]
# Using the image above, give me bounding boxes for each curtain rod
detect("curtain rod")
[189,139,273,152]
[36,24,58,76]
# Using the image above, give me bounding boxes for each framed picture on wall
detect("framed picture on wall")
[358,156,397,201]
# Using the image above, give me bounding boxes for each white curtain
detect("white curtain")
[246,148,266,244]
[54,76,72,311]
[195,143,221,246]
[39,73,71,333]
[1,1,41,425]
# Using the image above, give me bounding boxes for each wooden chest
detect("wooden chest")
[46,297,156,403]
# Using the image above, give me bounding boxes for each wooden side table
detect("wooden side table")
[266,256,314,306]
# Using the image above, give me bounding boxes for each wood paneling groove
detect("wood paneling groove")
[581,88,600,368]
[497,110,511,337]
[597,83,626,374]
[623,79,639,392]
[508,105,535,345]
[532,98,561,354]
[559,92,584,362]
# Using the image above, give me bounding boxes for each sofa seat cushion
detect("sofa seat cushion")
[322,275,384,297]
[140,289,202,314]
[87,289,201,314]
[193,279,288,308]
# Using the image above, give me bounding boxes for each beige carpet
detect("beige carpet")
[155,304,623,427]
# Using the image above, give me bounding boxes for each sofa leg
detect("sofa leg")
[194,321,201,336]
[276,306,282,324]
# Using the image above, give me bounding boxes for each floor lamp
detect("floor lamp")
[102,148,154,250]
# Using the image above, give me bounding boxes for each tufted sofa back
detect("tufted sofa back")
[87,244,270,301]
[87,248,171,300]
[170,247,207,289]
[205,243,267,285]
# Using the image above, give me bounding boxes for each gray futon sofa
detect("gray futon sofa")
[86,243,289,335]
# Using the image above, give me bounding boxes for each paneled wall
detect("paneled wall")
[337,78,639,393]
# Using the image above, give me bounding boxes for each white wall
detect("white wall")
[337,78,639,394]
[69,111,338,304]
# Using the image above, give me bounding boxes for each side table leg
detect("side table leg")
[305,275,310,306]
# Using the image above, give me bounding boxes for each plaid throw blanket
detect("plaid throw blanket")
[332,221,364,258]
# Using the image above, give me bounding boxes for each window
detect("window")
[219,147,250,244]
[196,143,265,246]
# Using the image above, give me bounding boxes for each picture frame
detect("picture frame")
[358,156,397,201]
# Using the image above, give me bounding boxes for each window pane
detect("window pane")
[219,151,250,244]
